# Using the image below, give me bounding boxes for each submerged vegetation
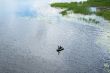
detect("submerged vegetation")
[79,18,100,24]
[104,62,110,73]
[50,0,110,21]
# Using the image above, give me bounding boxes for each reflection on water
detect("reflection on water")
[0,0,110,73]
[16,6,37,17]
[90,7,97,12]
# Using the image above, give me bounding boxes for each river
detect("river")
[0,0,110,73]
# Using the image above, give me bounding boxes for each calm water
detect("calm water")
[0,0,110,73]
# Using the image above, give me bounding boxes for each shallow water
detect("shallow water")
[0,0,110,73]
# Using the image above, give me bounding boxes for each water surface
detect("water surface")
[0,0,110,73]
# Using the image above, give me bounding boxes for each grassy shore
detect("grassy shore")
[95,9,110,20]
[50,0,110,21]
[51,2,91,15]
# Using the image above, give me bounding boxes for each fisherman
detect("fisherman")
[56,46,64,55]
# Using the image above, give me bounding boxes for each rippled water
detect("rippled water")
[0,0,110,73]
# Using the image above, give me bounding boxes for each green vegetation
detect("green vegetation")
[50,0,110,21]
[85,0,110,7]
[96,10,110,20]
[51,2,92,15]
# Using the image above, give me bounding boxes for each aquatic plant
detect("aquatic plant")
[104,63,110,73]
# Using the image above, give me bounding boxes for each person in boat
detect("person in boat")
[56,46,64,55]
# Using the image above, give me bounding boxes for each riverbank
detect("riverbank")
[50,0,110,21]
